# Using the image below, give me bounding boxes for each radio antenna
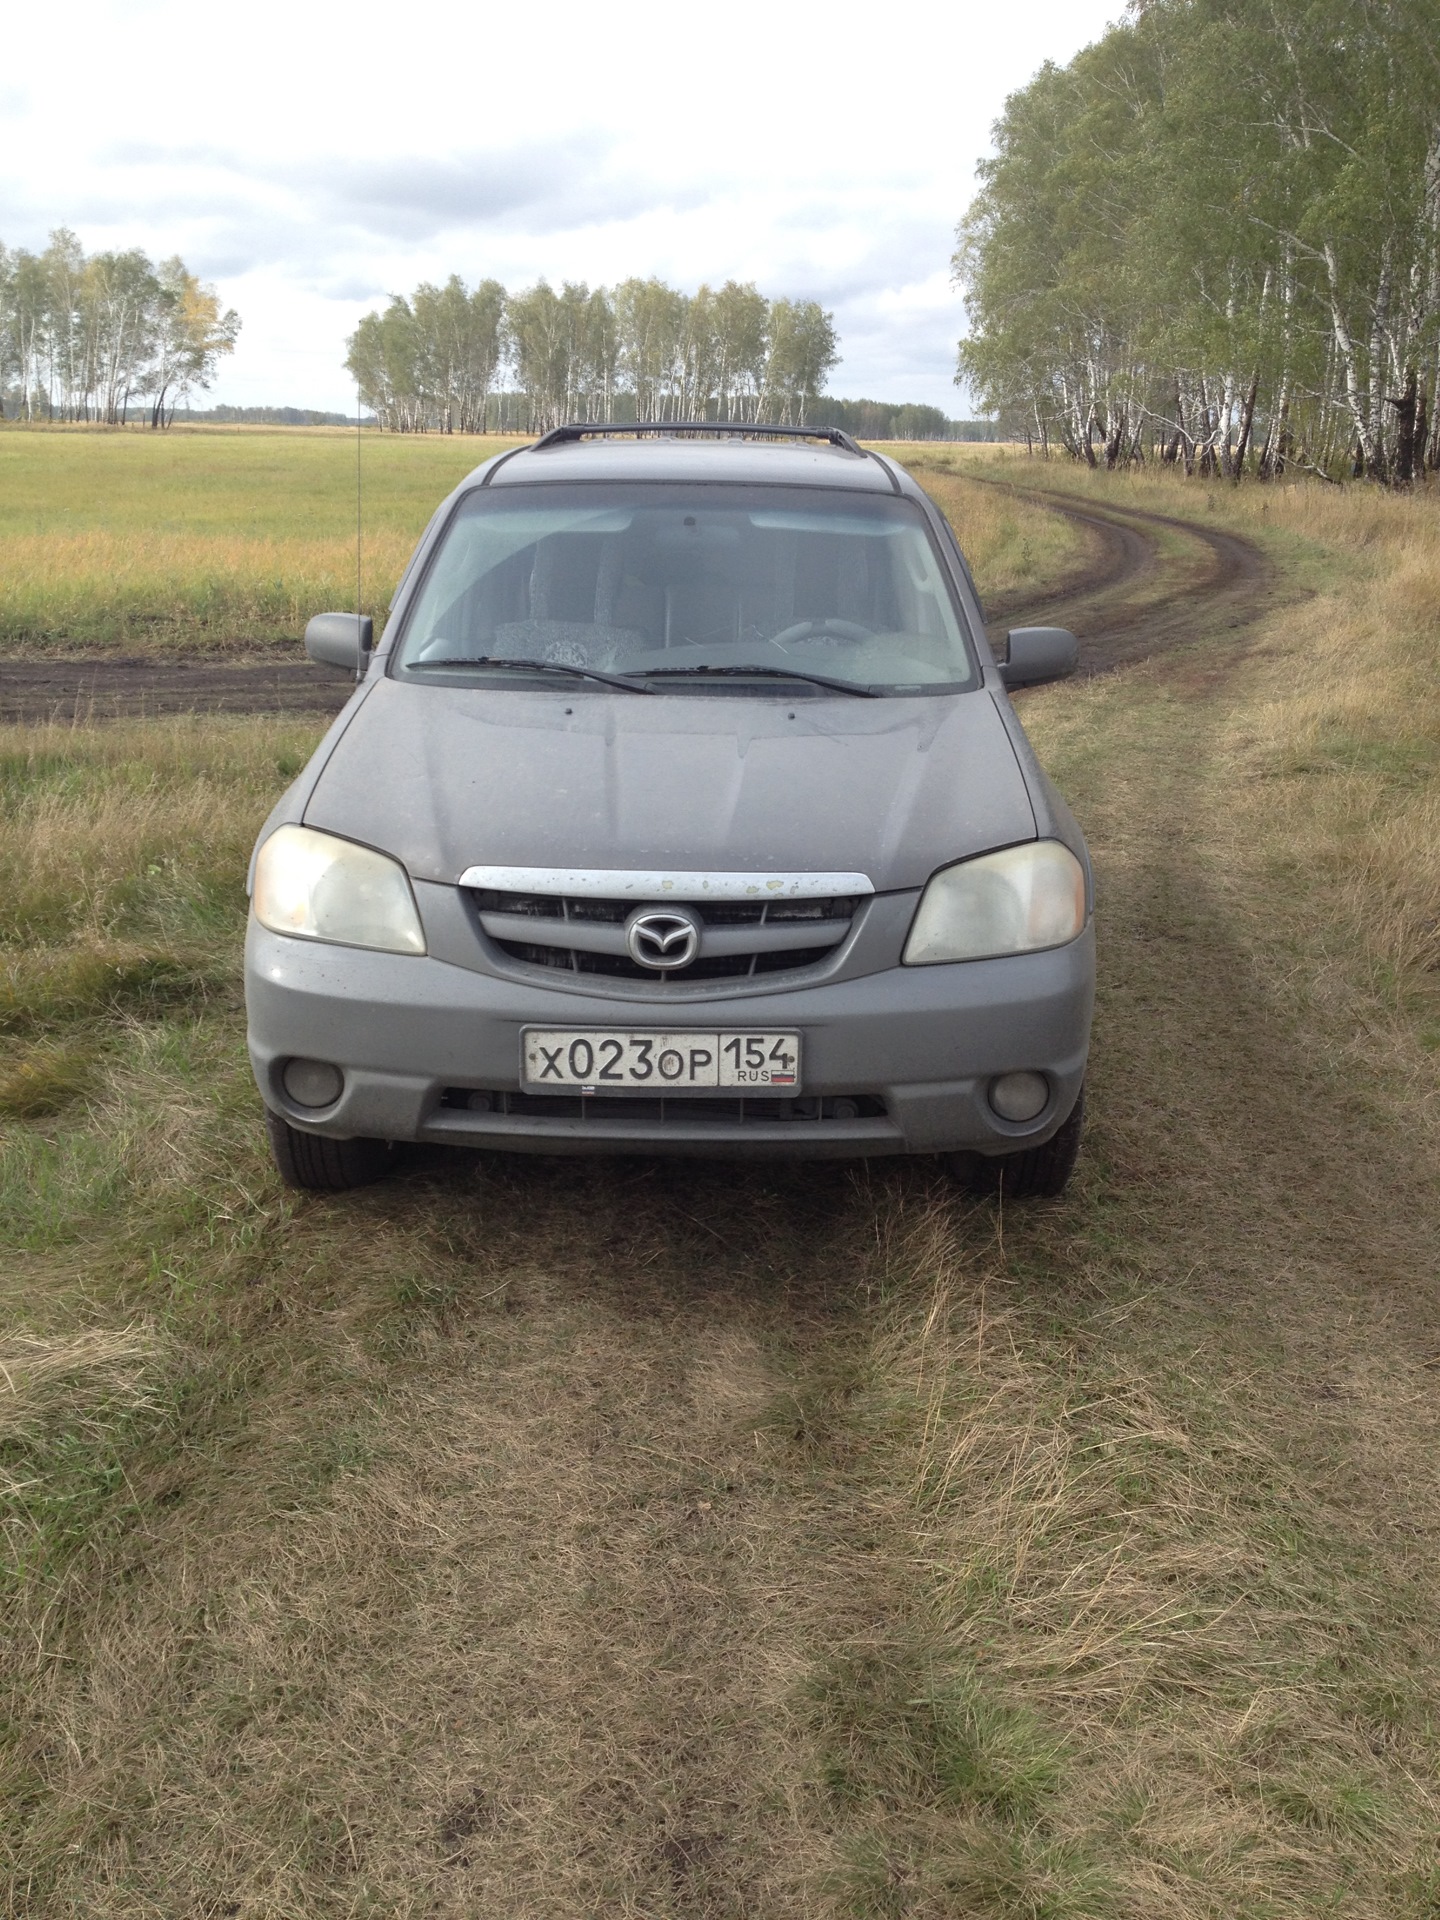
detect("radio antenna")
[355,374,363,625]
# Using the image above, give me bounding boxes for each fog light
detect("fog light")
[989,1071,1048,1123]
[282,1058,344,1108]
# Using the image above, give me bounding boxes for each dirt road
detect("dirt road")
[0,484,1280,721]
[0,652,358,724]
[982,484,1283,673]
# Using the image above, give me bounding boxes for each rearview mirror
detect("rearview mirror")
[999,626,1078,688]
[305,612,374,676]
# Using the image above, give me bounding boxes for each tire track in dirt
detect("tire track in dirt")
[971,480,1286,675]
[983,494,1154,633]
[0,652,356,725]
[0,482,1284,723]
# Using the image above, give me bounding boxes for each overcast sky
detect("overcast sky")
[3,0,1121,415]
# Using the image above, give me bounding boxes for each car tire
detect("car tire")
[264,1108,393,1191]
[955,1085,1085,1199]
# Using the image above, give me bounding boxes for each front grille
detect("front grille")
[470,889,858,983]
[493,941,835,981]
[439,1088,886,1123]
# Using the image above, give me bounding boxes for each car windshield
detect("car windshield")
[391,483,977,695]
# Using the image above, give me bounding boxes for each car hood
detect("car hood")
[302,679,1037,894]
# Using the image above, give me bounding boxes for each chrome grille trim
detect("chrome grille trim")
[457,865,873,901]
[476,910,852,957]
[468,887,861,984]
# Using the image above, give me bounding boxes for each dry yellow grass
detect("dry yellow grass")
[0,1327,167,1445]
[871,446,1092,609]
[0,527,422,655]
[0,723,291,942]
[0,425,526,653]
[0,721,314,1053]
[1217,490,1440,1012]
[846,1196,1440,1915]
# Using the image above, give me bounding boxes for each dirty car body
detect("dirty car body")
[245,428,1094,1183]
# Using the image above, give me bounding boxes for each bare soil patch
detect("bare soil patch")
[968,481,1287,674]
[0,654,355,724]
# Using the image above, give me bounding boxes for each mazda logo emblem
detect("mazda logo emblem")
[625,905,702,971]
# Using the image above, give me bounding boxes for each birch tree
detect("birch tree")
[956,0,1440,480]
[0,230,238,425]
[345,275,839,435]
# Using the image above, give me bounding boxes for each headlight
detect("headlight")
[903,840,1086,965]
[252,825,426,954]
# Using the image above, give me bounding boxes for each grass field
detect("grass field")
[0,424,1084,655]
[0,426,523,655]
[3,444,1440,1915]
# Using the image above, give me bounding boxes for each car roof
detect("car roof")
[466,433,908,495]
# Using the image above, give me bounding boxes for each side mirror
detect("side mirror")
[999,626,1078,688]
[305,612,374,676]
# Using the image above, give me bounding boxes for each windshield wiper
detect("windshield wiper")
[407,656,654,694]
[642,664,882,698]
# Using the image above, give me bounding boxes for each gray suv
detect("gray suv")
[245,425,1093,1194]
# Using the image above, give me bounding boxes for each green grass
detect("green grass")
[2,466,1439,1914]
[0,424,525,653]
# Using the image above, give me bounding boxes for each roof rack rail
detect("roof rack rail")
[531,421,863,455]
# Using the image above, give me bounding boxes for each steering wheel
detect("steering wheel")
[770,617,875,649]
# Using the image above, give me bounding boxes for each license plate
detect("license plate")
[522,1029,802,1092]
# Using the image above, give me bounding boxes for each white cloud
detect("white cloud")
[2,0,1122,413]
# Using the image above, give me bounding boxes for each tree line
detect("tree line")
[809,397,996,441]
[345,277,841,434]
[0,229,240,428]
[956,0,1440,482]
[169,406,360,426]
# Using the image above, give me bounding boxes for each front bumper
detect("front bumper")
[245,912,1094,1161]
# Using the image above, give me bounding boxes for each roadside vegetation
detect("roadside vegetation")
[3,452,1439,1914]
[906,460,1092,613]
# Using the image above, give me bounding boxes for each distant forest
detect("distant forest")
[957,0,1440,481]
[168,405,360,427]
[348,277,845,435]
[0,229,239,427]
[776,398,996,441]
[138,400,993,439]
